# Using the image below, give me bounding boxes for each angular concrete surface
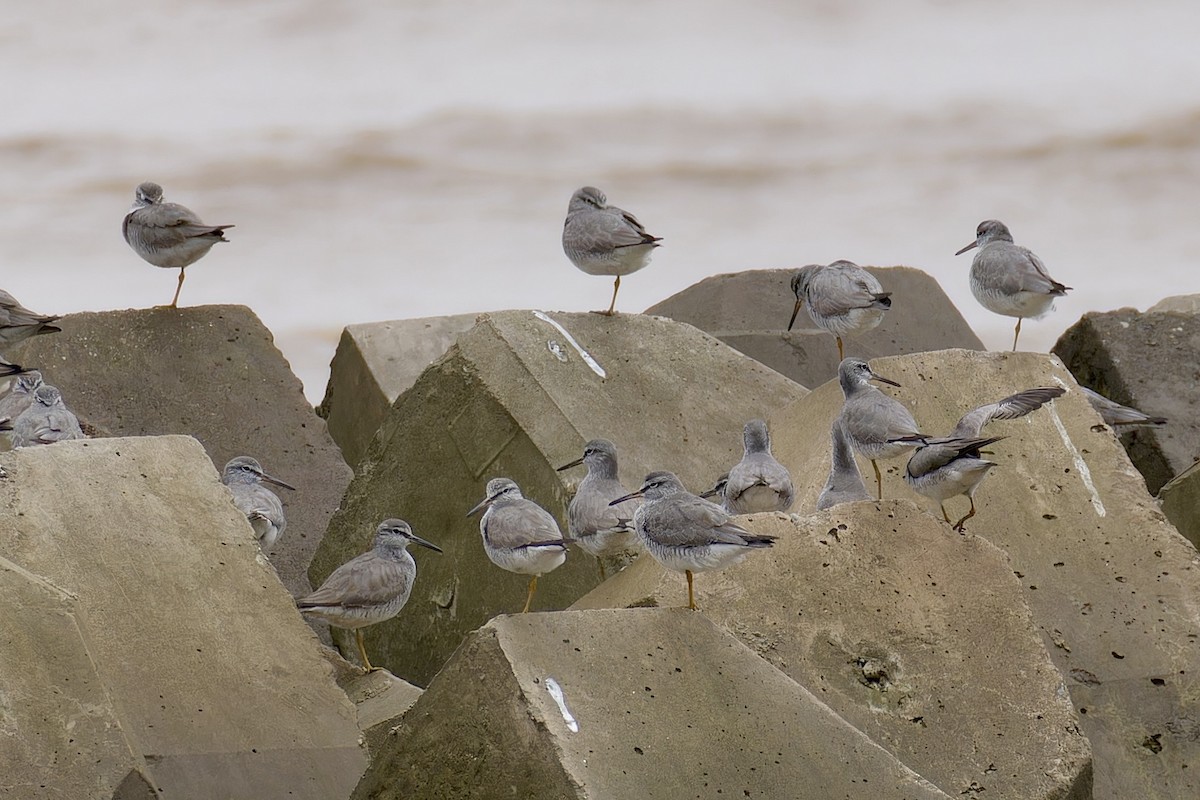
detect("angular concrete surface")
[645,267,984,388]
[1053,309,1194,494]
[1148,294,1200,314]
[318,313,479,468]
[353,610,953,800]
[309,310,808,685]
[770,349,1200,800]
[0,436,366,798]
[7,305,352,598]
[1159,461,1200,550]
[573,503,1092,799]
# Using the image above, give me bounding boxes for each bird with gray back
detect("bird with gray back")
[609,471,776,610]
[122,182,234,308]
[836,358,927,500]
[562,186,662,316]
[220,456,296,551]
[0,370,42,452]
[1081,386,1167,430]
[467,478,570,613]
[698,472,728,503]
[788,261,892,361]
[10,384,85,447]
[0,358,31,381]
[0,289,60,349]
[297,518,441,672]
[722,419,795,514]
[817,419,871,511]
[556,439,642,580]
[955,220,1070,351]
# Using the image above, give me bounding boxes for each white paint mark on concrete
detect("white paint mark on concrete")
[533,311,606,378]
[1049,377,1106,517]
[545,677,579,733]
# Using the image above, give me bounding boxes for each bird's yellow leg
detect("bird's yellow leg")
[356,629,375,672]
[522,575,538,613]
[953,498,978,532]
[940,503,951,524]
[836,336,844,361]
[1012,318,1022,352]
[170,268,186,309]
[872,460,883,500]
[686,569,698,610]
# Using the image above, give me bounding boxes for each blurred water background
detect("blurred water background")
[3,0,1199,400]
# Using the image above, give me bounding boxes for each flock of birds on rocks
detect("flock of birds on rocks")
[0,182,1171,671]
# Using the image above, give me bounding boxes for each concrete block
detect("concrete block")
[7,305,352,598]
[317,314,479,468]
[1148,294,1200,314]
[352,609,953,800]
[1052,309,1195,494]
[1159,461,1200,550]
[573,504,1092,799]
[645,267,984,388]
[0,436,366,798]
[309,310,808,686]
[771,349,1200,800]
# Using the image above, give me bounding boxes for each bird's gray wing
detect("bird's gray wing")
[133,202,230,246]
[641,494,751,547]
[951,387,1065,437]
[976,245,1065,295]
[907,437,1003,479]
[727,455,793,502]
[233,485,285,532]
[1081,387,1167,427]
[485,501,565,550]
[808,265,884,316]
[299,552,408,608]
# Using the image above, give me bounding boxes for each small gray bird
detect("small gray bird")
[788,261,892,360]
[220,456,296,550]
[0,289,60,349]
[722,419,795,514]
[562,186,662,316]
[836,358,927,500]
[0,370,42,449]
[0,358,31,380]
[556,439,642,579]
[10,384,85,447]
[610,471,776,610]
[955,220,1070,351]
[1081,386,1167,430]
[122,182,234,308]
[298,519,441,672]
[467,478,569,613]
[817,420,871,511]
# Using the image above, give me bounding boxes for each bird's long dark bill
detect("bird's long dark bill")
[698,488,720,499]
[261,473,297,491]
[0,364,29,377]
[869,372,902,388]
[954,241,978,256]
[556,457,584,472]
[410,534,444,553]
[787,299,803,331]
[467,492,501,517]
[609,490,644,506]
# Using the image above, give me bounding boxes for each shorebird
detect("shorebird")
[0,290,60,349]
[468,478,569,613]
[220,456,296,550]
[788,261,892,360]
[0,358,30,380]
[836,358,926,500]
[0,369,41,428]
[122,182,233,308]
[610,471,776,610]
[9,384,85,447]
[562,186,662,315]
[817,420,871,511]
[297,519,441,671]
[557,439,641,579]
[721,419,794,514]
[955,220,1070,351]
[698,472,728,503]
[1081,386,1167,431]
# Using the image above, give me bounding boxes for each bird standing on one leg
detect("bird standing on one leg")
[562,186,662,316]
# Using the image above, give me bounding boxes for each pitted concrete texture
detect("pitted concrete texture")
[0,436,366,798]
[1053,309,1196,494]
[309,310,808,686]
[338,667,424,758]
[645,267,984,389]
[352,610,953,800]
[770,349,1200,800]
[7,305,352,598]
[318,314,479,468]
[1159,461,1200,550]
[573,503,1092,799]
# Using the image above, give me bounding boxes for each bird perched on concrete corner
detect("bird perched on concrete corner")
[298,518,442,672]
[122,181,234,308]
[787,261,891,361]
[562,186,662,316]
[955,220,1069,351]
[556,439,642,579]
[220,456,296,550]
[9,384,85,447]
[721,419,794,514]
[0,289,60,349]
[836,358,927,500]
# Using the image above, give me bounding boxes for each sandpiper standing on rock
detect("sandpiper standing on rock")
[220,456,296,551]
[9,384,85,447]
[722,419,794,514]
[955,220,1069,351]
[610,471,776,610]
[787,261,891,361]
[298,519,441,672]
[836,358,926,500]
[562,186,662,316]
[0,289,60,350]
[468,478,570,613]
[122,182,234,308]
[817,420,871,511]
[557,439,642,579]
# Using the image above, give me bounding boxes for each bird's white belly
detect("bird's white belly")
[816,306,887,338]
[487,544,566,576]
[569,245,655,277]
[652,543,751,574]
[971,280,1056,319]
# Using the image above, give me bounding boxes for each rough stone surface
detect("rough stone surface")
[573,504,1092,799]
[353,610,953,800]
[0,436,366,798]
[7,305,352,598]
[318,314,479,468]
[1052,309,1196,494]
[645,267,984,388]
[1148,294,1200,315]
[1159,461,1200,550]
[770,349,1200,800]
[309,310,808,686]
